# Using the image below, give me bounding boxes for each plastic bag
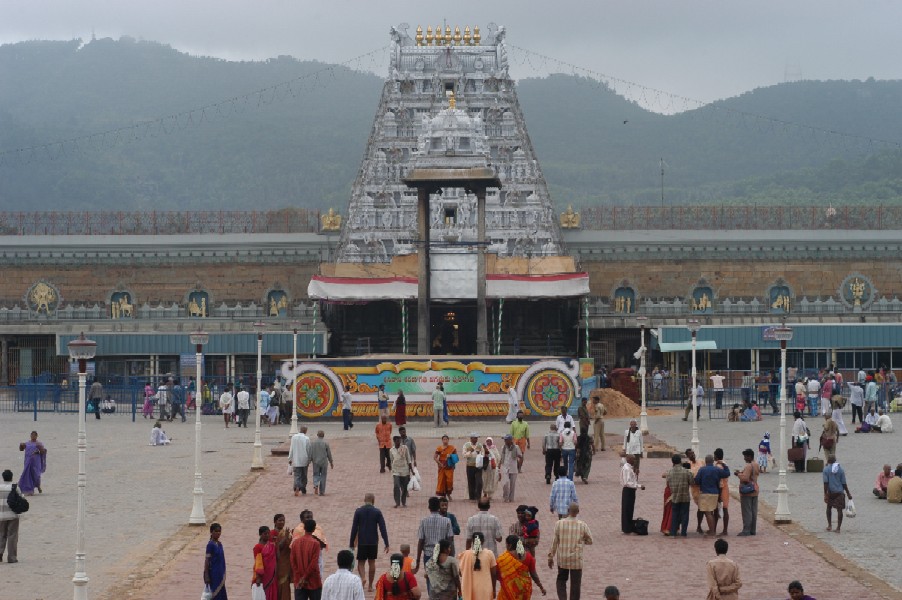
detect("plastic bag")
[408,467,421,492]
[475,454,484,469]
[844,498,856,518]
[251,583,267,600]
[200,584,213,600]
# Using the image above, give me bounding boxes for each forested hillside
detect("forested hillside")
[1,37,901,211]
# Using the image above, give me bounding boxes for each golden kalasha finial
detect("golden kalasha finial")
[463,26,471,45]
[425,26,433,45]
[435,25,443,46]
[448,90,456,109]
[416,25,423,46]
[453,26,462,45]
[444,25,452,45]
[473,26,481,45]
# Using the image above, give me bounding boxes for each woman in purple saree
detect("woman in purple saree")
[18,431,47,495]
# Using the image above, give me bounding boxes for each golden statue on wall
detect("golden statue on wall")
[269,294,289,317]
[691,293,711,312]
[849,277,865,306]
[188,295,207,318]
[29,282,57,314]
[771,294,791,312]
[560,204,581,229]
[111,294,134,319]
[613,295,632,314]
[321,208,342,231]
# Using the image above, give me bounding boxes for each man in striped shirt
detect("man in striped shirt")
[322,550,365,600]
[548,503,593,600]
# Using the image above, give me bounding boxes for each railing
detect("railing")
[586,295,902,317]
[577,205,902,231]
[0,209,322,236]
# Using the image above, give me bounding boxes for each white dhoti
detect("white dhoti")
[832,408,848,435]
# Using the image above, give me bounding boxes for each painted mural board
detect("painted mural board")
[281,357,581,419]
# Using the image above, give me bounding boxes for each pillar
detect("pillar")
[417,187,431,355]
[0,337,8,385]
[475,188,488,355]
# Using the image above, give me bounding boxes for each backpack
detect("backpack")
[7,483,29,514]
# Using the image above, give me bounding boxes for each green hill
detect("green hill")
[1,37,901,211]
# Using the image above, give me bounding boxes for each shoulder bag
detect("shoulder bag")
[6,483,29,514]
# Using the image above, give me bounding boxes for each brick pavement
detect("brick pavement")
[132,417,898,600]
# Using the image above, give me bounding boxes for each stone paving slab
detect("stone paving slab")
[2,411,900,599]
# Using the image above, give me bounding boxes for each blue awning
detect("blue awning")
[658,341,718,352]
[56,331,327,356]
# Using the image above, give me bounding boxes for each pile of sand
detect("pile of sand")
[589,388,641,418]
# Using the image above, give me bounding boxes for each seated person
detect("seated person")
[727,404,742,422]
[856,408,879,432]
[149,421,171,446]
[740,402,761,422]
[873,464,893,499]
[101,396,117,414]
[874,409,893,433]
[888,468,902,504]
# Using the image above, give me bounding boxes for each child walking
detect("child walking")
[757,432,773,473]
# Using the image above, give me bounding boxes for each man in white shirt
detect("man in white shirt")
[505,387,520,424]
[555,405,575,432]
[288,426,311,496]
[218,384,234,429]
[622,420,644,476]
[341,385,354,430]
[321,549,365,600]
[874,409,893,433]
[806,377,821,417]
[848,382,865,424]
[620,456,644,534]
[710,372,726,409]
[0,469,20,563]
[235,386,251,427]
[683,383,703,421]
[857,368,867,385]
[500,435,524,502]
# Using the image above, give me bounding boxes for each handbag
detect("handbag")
[787,447,805,462]
[739,482,756,495]
[200,584,213,600]
[844,498,856,518]
[251,583,267,600]
[821,436,835,450]
[446,453,459,468]
[632,518,649,535]
[6,483,29,514]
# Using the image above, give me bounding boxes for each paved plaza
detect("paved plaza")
[1,407,900,599]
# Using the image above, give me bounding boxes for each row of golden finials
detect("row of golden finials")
[415,25,482,46]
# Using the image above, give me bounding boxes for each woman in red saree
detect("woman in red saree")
[394,390,407,426]
[252,526,278,600]
[496,535,546,600]
[434,435,457,499]
[660,483,673,535]
[375,553,421,600]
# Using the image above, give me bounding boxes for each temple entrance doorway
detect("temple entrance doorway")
[430,304,476,355]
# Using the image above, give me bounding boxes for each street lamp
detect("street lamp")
[687,319,701,457]
[773,324,794,523]
[289,321,299,436]
[251,321,267,470]
[67,332,96,600]
[188,329,209,525]
[636,316,649,434]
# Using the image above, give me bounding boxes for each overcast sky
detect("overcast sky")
[2,0,900,111]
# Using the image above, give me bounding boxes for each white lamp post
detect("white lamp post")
[68,332,96,600]
[773,325,794,523]
[251,321,267,470]
[289,321,299,436]
[687,319,701,457]
[188,329,209,525]
[636,316,649,434]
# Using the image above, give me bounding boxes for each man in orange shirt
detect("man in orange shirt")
[375,417,393,474]
[290,519,323,600]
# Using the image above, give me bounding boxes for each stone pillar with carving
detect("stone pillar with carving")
[417,188,431,355]
[476,189,488,354]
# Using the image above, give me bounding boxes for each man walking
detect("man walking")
[288,426,311,496]
[0,470,20,563]
[235,385,250,427]
[665,454,692,537]
[375,417,392,474]
[695,455,730,535]
[291,519,324,600]
[555,405,574,432]
[89,377,103,420]
[349,493,390,591]
[377,384,389,420]
[321,550,365,600]
[500,434,523,502]
[390,436,412,508]
[550,466,578,519]
[413,497,453,575]
[218,383,234,429]
[622,420,644,476]
[309,430,334,496]
[509,411,531,472]
[171,379,186,422]
[462,433,485,501]
[340,385,354,430]
[576,398,591,436]
[712,448,731,536]
[548,502,592,600]
[590,397,606,451]
[432,382,446,428]
[705,538,742,600]
[823,455,853,533]
[398,426,417,468]
[465,499,503,556]
[543,423,562,484]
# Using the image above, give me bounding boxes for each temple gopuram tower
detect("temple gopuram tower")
[310,23,588,356]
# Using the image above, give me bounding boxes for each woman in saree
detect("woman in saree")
[434,435,457,499]
[496,535,546,600]
[375,553,421,600]
[482,437,501,500]
[270,514,293,600]
[18,431,47,495]
[143,383,155,418]
[394,390,407,427]
[425,539,461,600]
[252,525,277,600]
[660,476,673,535]
[457,532,497,600]
[574,432,593,484]
[204,523,228,600]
